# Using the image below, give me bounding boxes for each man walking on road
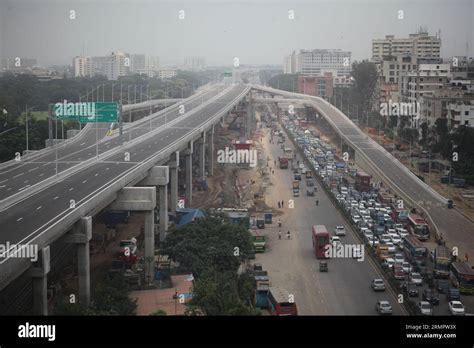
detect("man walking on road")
[278,201,281,209]
[281,200,284,208]
[278,230,282,240]
[286,230,291,240]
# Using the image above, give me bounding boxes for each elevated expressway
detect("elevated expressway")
[0,84,250,314]
[252,85,474,262]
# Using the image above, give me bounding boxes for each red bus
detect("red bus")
[268,287,298,316]
[312,225,330,259]
[407,214,429,241]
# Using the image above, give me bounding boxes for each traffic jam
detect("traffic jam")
[275,110,474,316]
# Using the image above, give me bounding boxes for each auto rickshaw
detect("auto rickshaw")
[319,261,328,272]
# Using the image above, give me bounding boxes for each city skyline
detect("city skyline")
[1,0,472,67]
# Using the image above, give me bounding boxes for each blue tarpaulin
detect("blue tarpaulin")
[176,208,205,226]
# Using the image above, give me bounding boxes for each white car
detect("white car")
[330,236,341,246]
[299,163,305,170]
[397,228,409,238]
[352,215,361,224]
[385,242,396,253]
[394,253,405,264]
[380,235,392,244]
[448,301,465,316]
[409,272,423,286]
[383,258,395,269]
[390,234,402,245]
[334,225,346,236]
[402,261,412,273]
[417,301,433,316]
[376,300,393,315]
[367,236,379,248]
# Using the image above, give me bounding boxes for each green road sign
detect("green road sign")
[223,72,232,77]
[52,101,118,122]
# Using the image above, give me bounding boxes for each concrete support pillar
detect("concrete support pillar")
[109,187,156,284]
[64,216,92,305]
[159,184,168,242]
[198,134,206,180]
[138,166,169,242]
[182,141,193,205]
[207,126,214,176]
[29,246,50,315]
[143,210,154,283]
[169,151,179,214]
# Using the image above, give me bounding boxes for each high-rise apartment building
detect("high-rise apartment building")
[372,30,441,62]
[73,56,93,77]
[283,49,351,76]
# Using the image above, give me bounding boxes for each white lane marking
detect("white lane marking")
[0,185,6,188]
[95,173,99,176]
[24,180,29,183]
[42,163,49,167]
[39,173,44,177]
[106,167,110,170]
[17,217,23,222]
[54,196,59,200]
[28,167,38,172]
[82,180,87,184]
[18,185,31,191]
[36,206,42,210]
[13,172,24,178]
[0,179,7,184]
[69,187,74,191]
[7,188,12,191]
[80,142,86,146]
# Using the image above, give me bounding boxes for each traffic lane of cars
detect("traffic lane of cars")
[278,139,404,315]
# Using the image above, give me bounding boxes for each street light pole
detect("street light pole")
[25,104,29,153]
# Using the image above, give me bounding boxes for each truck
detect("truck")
[433,245,451,278]
[251,229,267,252]
[355,171,371,192]
[279,157,289,169]
[292,180,300,197]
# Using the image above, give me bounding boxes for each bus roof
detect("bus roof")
[312,225,329,235]
[269,287,292,303]
[451,261,474,276]
[408,214,428,225]
[404,235,425,248]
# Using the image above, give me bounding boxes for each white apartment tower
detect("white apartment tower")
[372,30,441,62]
[104,51,129,80]
[284,49,351,76]
[73,56,93,77]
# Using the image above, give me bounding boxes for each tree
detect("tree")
[350,60,378,119]
[53,274,137,315]
[268,74,298,92]
[161,217,253,277]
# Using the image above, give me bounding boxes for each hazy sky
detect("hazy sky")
[1,0,472,67]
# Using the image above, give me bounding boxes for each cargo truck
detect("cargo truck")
[292,180,300,197]
[433,245,451,278]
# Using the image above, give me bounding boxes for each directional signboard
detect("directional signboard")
[52,101,118,122]
[223,72,232,77]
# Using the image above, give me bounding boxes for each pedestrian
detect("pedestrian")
[287,230,291,239]
[272,170,274,174]
[274,160,276,166]
[278,230,282,240]
[281,200,284,208]
[466,252,469,263]
[278,201,281,209]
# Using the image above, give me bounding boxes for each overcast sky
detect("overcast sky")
[0,0,472,67]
